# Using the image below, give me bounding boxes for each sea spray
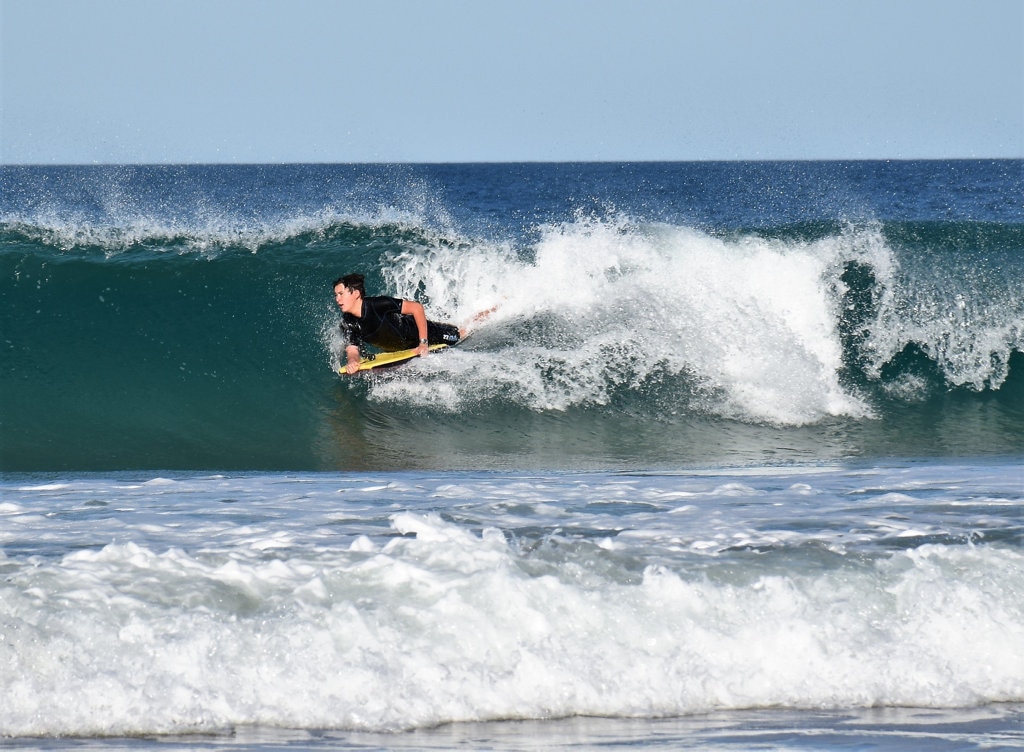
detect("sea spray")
[377,218,882,423]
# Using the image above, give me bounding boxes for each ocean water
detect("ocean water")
[1,161,1023,749]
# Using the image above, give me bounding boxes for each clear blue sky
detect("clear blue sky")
[2,0,1021,164]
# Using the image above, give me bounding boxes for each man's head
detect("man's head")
[333,273,365,312]
[333,273,365,296]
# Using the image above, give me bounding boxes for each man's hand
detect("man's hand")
[344,345,361,375]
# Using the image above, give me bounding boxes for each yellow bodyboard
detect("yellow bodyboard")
[338,344,450,374]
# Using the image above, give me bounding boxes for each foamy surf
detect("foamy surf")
[2,463,1022,738]
[374,218,887,423]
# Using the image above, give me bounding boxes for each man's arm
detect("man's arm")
[401,300,430,355]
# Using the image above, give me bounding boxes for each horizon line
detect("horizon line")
[3,156,1022,168]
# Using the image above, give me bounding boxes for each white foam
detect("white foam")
[2,464,1021,737]
[363,216,882,425]
[2,511,1021,737]
[855,230,1024,391]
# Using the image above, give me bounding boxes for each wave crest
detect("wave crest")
[0,207,449,261]
[363,218,881,424]
[359,215,1024,426]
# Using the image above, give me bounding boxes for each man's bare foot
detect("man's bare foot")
[460,305,499,338]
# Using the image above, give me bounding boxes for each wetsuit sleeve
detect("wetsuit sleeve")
[340,313,362,350]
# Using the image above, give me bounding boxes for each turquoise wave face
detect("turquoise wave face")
[3,217,1022,471]
[2,162,1022,470]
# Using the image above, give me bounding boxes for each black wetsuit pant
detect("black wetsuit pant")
[425,320,461,346]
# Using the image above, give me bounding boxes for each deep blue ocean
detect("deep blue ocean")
[1,161,1022,749]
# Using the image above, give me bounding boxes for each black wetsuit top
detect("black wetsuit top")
[341,296,460,352]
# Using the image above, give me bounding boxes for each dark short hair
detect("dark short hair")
[333,273,365,295]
